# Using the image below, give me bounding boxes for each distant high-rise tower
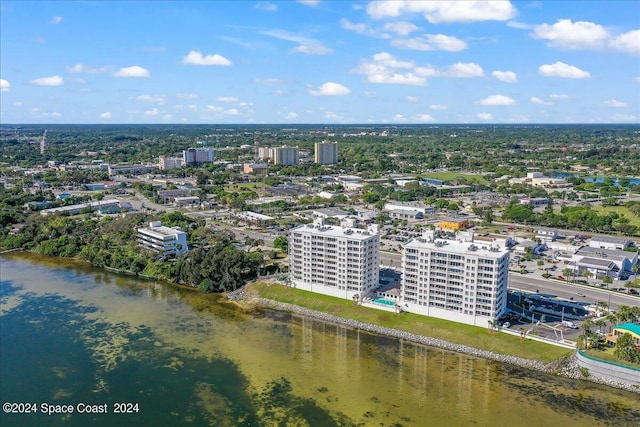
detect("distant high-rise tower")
[182,147,214,166]
[40,129,47,155]
[314,141,338,165]
[273,146,299,166]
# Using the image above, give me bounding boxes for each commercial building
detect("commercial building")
[182,147,214,166]
[401,230,509,327]
[570,245,638,280]
[314,141,338,165]
[137,221,188,257]
[273,146,299,166]
[439,217,471,231]
[40,199,121,216]
[108,164,157,176]
[289,218,380,301]
[589,236,632,251]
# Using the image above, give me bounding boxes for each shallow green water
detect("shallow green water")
[1,253,638,426]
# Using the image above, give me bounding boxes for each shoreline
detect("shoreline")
[228,286,640,394]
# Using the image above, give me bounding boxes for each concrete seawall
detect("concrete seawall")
[576,350,640,389]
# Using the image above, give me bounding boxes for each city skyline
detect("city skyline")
[1,1,638,124]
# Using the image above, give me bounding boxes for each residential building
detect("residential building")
[182,147,214,166]
[401,230,509,327]
[289,218,380,300]
[257,147,274,161]
[159,156,183,170]
[536,228,559,242]
[137,221,188,257]
[232,211,275,227]
[243,162,268,174]
[314,141,338,165]
[273,146,299,166]
[173,196,200,207]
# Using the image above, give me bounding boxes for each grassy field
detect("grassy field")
[590,205,640,227]
[246,282,572,364]
[422,172,489,185]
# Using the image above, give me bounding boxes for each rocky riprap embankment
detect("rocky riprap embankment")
[227,288,639,393]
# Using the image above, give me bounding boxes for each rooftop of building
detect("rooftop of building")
[576,245,637,262]
[138,222,185,237]
[291,221,379,240]
[614,323,640,338]
[404,236,509,258]
[590,235,632,244]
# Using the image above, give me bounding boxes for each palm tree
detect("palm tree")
[594,318,606,333]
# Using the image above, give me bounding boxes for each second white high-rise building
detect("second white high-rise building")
[402,230,509,327]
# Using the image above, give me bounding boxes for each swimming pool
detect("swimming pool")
[373,298,396,307]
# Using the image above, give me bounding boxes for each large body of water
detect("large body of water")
[1,253,638,426]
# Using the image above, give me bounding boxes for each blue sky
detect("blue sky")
[1,0,638,124]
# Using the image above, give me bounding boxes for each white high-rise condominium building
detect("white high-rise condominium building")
[314,141,338,165]
[402,230,509,327]
[182,147,214,166]
[289,218,380,300]
[273,146,299,166]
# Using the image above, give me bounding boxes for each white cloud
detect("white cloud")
[477,112,493,120]
[476,94,516,106]
[636,77,640,84]
[604,99,628,108]
[292,44,333,55]
[143,108,160,116]
[14,101,23,107]
[254,2,278,12]
[340,18,388,38]
[384,21,421,36]
[298,0,320,5]
[51,16,63,24]
[610,113,638,122]
[352,52,426,86]
[283,111,299,120]
[507,21,532,30]
[539,61,590,78]
[113,66,150,77]
[446,62,484,78]
[68,63,84,73]
[262,29,333,55]
[50,112,62,118]
[163,114,173,120]
[137,95,166,104]
[99,112,112,119]
[413,113,435,122]
[391,34,467,51]
[182,50,232,66]
[324,111,339,119]
[176,93,199,99]
[366,1,517,24]
[549,93,569,99]
[532,19,609,50]
[392,114,407,122]
[308,81,351,96]
[531,97,553,105]
[609,29,640,55]
[492,70,518,83]
[30,75,64,86]
[0,79,10,92]
[67,63,109,74]
[429,104,448,110]
[217,96,238,103]
[254,77,287,85]
[224,108,239,115]
[407,96,418,103]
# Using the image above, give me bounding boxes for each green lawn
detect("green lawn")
[422,172,489,185]
[246,282,571,364]
[590,205,640,227]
